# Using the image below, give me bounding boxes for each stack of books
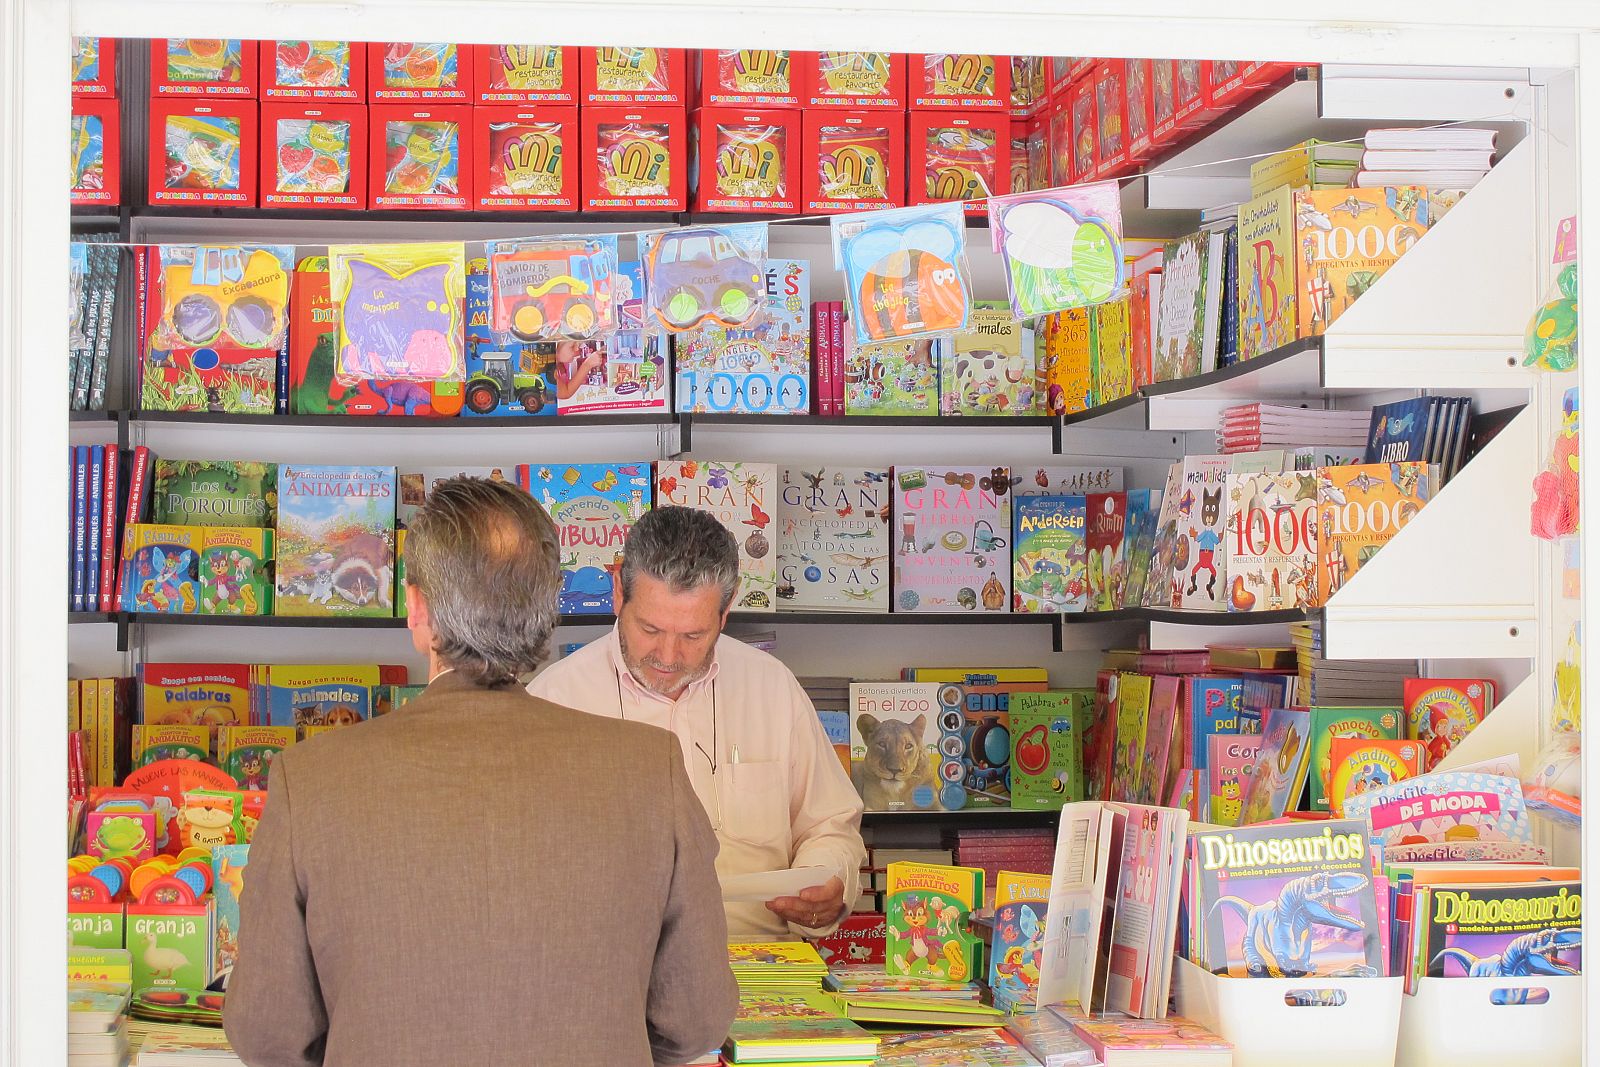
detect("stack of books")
[1217,403,1373,455]
[940,828,1055,903]
[130,1022,243,1065]
[1357,127,1497,191]
[1004,1011,1100,1067]
[723,991,879,1067]
[727,941,831,995]
[1363,396,1476,485]
[874,1027,1038,1066]
[1289,620,1419,705]
[1249,138,1362,198]
[69,981,131,1067]
[1053,1008,1233,1067]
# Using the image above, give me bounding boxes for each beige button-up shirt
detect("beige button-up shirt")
[529,628,865,938]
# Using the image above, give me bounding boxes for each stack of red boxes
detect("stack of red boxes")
[906,53,1011,215]
[71,37,120,205]
[147,39,261,207]
[693,49,801,215]
[799,51,908,213]
[580,46,691,212]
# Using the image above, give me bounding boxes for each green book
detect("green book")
[151,459,275,527]
[1009,690,1092,809]
[1306,706,1402,812]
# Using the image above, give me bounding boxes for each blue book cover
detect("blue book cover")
[118,525,202,613]
[72,445,89,611]
[1012,494,1087,613]
[1240,674,1292,721]
[260,666,377,728]
[518,462,652,615]
[87,445,104,610]
[212,843,250,980]
[462,259,557,418]
[674,259,810,414]
[1187,676,1242,773]
[1120,487,1158,608]
[1364,397,1430,463]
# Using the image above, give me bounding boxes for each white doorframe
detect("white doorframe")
[5,3,1598,1065]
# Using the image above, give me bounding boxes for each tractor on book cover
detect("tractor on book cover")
[464,349,551,414]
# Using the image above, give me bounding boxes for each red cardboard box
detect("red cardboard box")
[260,41,365,101]
[1171,59,1224,131]
[474,104,580,211]
[699,49,801,108]
[368,104,472,210]
[908,110,1010,213]
[579,47,690,105]
[1048,93,1073,187]
[473,45,580,104]
[1067,76,1097,183]
[71,98,120,205]
[910,53,1010,111]
[800,51,906,109]
[1124,57,1156,163]
[1209,59,1295,108]
[71,37,116,97]
[260,102,367,210]
[148,99,258,207]
[368,43,473,103]
[1049,56,1095,98]
[581,106,687,211]
[694,107,800,214]
[1010,55,1047,118]
[1092,60,1128,179]
[1009,120,1032,194]
[801,109,905,212]
[150,39,258,98]
[1011,116,1050,193]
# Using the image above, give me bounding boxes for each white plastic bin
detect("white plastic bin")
[1395,976,1580,1067]
[1172,957,1403,1067]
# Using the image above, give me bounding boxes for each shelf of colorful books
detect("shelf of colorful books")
[677,412,1065,454]
[124,410,678,430]
[859,807,1059,826]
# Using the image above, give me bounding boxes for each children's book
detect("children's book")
[1041,307,1094,414]
[1142,461,1185,608]
[1237,184,1297,361]
[198,527,273,615]
[1104,803,1188,1018]
[1009,691,1091,809]
[1065,1014,1231,1067]
[138,663,253,727]
[1012,495,1087,613]
[1184,677,1242,775]
[1084,491,1127,611]
[1306,706,1402,812]
[884,861,985,983]
[1082,671,1118,803]
[1189,818,1381,978]
[1119,487,1159,609]
[1225,471,1317,612]
[289,255,379,415]
[215,726,294,789]
[1152,229,1224,382]
[258,664,378,728]
[274,465,396,617]
[1003,1011,1099,1067]
[118,525,202,614]
[1403,677,1494,770]
[1295,185,1439,337]
[1173,454,1231,611]
[1015,466,1123,496]
[1092,298,1133,405]
[893,466,1012,613]
[876,1027,1037,1066]
[1239,707,1312,825]
[939,305,1038,415]
[131,724,210,768]
[329,242,466,410]
[1317,462,1431,604]
[844,336,940,415]
[210,843,249,980]
[559,262,668,414]
[849,682,945,812]
[823,967,975,997]
[396,466,514,528]
[1108,673,1151,804]
[725,998,878,1061]
[1417,882,1581,982]
[1137,676,1180,805]
[675,259,810,415]
[777,466,890,612]
[1363,397,1432,464]
[140,244,291,414]
[1327,737,1422,816]
[462,258,556,418]
[151,460,275,527]
[519,462,652,615]
[655,459,777,610]
[1342,770,1542,866]
[989,870,1051,1013]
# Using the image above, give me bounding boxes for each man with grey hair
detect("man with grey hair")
[530,506,866,938]
[226,479,737,1067]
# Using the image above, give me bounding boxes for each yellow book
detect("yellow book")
[1316,462,1432,603]
[67,948,133,985]
[835,996,1004,1026]
[97,678,119,788]
[1249,138,1361,198]
[1092,298,1133,404]
[79,679,99,786]
[68,679,81,732]
[1294,186,1438,337]
[994,869,1052,907]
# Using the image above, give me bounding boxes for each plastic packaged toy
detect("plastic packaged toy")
[802,111,905,212]
[150,39,256,97]
[803,51,906,108]
[260,40,365,100]
[475,44,579,103]
[1093,60,1128,179]
[582,107,686,210]
[580,47,689,104]
[260,103,366,209]
[701,49,800,108]
[370,105,470,209]
[71,37,116,97]
[369,42,470,101]
[640,223,766,333]
[330,242,466,384]
[909,112,1009,214]
[149,100,258,206]
[696,108,800,214]
[463,257,557,417]
[71,99,120,205]
[989,183,1126,321]
[474,105,579,210]
[831,202,973,345]
[910,53,1010,110]
[486,236,618,342]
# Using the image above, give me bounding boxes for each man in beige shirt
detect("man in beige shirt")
[225,479,736,1067]
[530,506,866,939]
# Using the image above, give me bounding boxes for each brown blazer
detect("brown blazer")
[224,670,738,1067]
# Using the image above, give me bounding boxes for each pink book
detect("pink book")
[1104,804,1188,1018]
[828,301,845,416]
[97,446,119,611]
[810,303,827,415]
[1140,675,1181,804]
[1207,733,1264,826]
[1067,1014,1231,1065]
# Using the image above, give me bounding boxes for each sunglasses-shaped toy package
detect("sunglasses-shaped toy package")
[640,223,767,334]
[988,183,1126,321]
[486,236,619,342]
[831,201,973,346]
[331,242,466,384]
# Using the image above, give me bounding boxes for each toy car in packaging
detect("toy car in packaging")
[641,224,766,333]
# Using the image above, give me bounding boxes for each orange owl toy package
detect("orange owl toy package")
[473,105,580,211]
[908,111,1010,214]
[582,106,687,211]
[694,107,800,214]
[801,110,905,213]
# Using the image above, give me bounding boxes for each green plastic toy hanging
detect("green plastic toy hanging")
[1524,260,1579,371]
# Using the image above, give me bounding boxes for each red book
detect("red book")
[810,303,828,415]
[97,447,119,612]
[114,445,152,606]
[68,730,88,800]
[828,302,846,416]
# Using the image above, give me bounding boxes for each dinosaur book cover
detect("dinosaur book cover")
[274,464,397,617]
[1315,462,1431,604]
[655,459,777,610]
[893,466,1013,613]
[1293,185,1437,337]
[519,462,653,615]
[152,460,276,528]
[777,465,890,612]
[884,860,985,982]
[1190,819,1382,978]
[1418,882,1581,984]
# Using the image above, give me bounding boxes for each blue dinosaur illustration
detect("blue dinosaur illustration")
[371,380,434,415]
[1211,871,1370,977]
[1432,929,1581,978]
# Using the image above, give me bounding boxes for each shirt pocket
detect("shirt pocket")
[718,761,788,847]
